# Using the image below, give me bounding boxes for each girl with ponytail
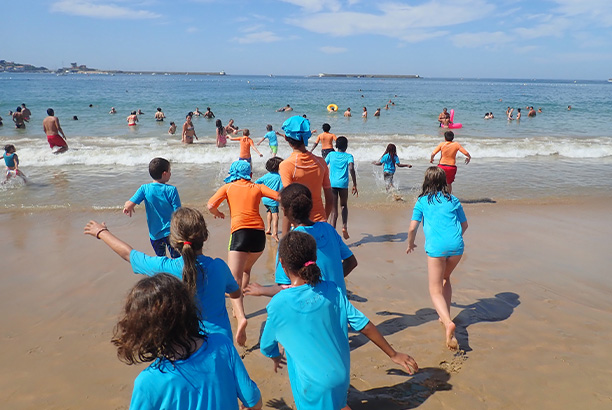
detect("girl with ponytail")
[84,207,248,346]
[260,230,419,410]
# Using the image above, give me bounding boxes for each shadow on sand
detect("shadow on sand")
[350,308,438,351]
[452,292,520,352]
[348,232,408,248]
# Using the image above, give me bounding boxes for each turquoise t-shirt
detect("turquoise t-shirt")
[411,193,467,257]
[260,281,369,410]
[4,153,16,168]
[262,130,278,146]
[380,153,400,174]
[255,172,282,207]
[130,333,261,410]
[130,251,239,339]
[274,222,353,294]
[325,151,354,189]
[129,182,181,240]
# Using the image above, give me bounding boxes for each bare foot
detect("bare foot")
[342,228,350,239]
[265,230,271,235]
[445,321,458,351]
[235,318,248,347]
[272,234,279,242]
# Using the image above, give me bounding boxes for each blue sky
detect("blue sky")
[2,0,612,79]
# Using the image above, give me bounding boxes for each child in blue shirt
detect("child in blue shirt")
[372,143,411,191]
[407,166,468,351]
[113,273,262,410]
[255,156,283,241]
[256,124,279,155]
[325,136,358,239]
[84,207,249,347]
[260,231,418,410]
[123,157,181,258]
[3,144,27,184]
[245,182,357,298]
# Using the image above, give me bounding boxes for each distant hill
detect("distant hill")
[0,60,49,72]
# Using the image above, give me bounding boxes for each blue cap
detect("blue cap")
[224,160,252,183]
[282,116,311,145]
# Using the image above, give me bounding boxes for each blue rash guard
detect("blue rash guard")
[260,281,369,410]
[129,182,181,240]
[325,151,354,189]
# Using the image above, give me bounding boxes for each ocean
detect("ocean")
[1,73,611,211]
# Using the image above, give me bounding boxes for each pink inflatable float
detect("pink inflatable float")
[440,109,462,129]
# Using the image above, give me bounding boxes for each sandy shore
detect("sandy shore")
[1,197,611,409]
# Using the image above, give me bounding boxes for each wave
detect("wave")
[3,134,611,167]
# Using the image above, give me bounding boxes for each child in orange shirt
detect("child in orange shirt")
[430,131,471,194]
[230,129,263,162]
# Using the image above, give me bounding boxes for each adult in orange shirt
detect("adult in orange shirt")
[430,131,471,194]
[279,116,332,236]
[309,123,337,158]
[207,160,280,345]
[230,129,263,162]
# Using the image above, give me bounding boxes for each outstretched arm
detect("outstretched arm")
[406,220,420,253]
[398,163,412,168]
[244,283,282,297]
[360,322,418,374]
[84,221,133,261]
[343,255,358,278]
[123,200,136,217]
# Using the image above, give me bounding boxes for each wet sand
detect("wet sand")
[1,198,611,409]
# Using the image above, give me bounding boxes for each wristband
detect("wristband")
[96,228,109,239]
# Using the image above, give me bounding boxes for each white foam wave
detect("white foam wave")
[4,134,612,168]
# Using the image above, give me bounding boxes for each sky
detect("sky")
[2,0,612,79]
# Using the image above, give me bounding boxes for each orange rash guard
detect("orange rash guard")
[432,141,469,166]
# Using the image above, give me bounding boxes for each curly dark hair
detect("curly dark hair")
[278,230,321,285]
[280,183,312,224]
[419,166,451,204]
[169,208,209,295]
[112,273,204,365]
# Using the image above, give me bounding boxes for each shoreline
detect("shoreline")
[1,199,611,409]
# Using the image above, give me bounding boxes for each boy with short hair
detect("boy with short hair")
[255,156,284,241]
[325,136,357,239]
[257,124,279,156]
[123,158,181,258]
[430,131,471,194]
[230,129,263,162]
[310,123,337,158]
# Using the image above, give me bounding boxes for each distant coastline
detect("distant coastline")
[312,73,420,79]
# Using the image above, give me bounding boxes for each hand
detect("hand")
[244,282,265,296]
[214,212,225,219]
[123,207,133,217]
[465,157,470,164]
[408,164,412,168]
[430,159,434,164]
[260,153,263,157]
[84,220,107,237]
[390,352,418,375]
[271,355,286,373]
[352,186,358,197]
[406,243,417,253]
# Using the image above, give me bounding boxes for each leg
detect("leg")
[328,188,340,228]
[271,212,279,241]
[265,211,272,235]
[427,256,459,350]
[338,188,349,238]
[447,182,453,194]
[150,238,167,257]
[227,250,256,346]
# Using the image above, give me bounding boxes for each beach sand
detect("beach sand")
[1,198,611,409]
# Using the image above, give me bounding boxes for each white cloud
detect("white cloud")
[278,0,342,13]
[51,0,160,19]
[320,46,347,54]
[513,17,571,39]
[234,31,282,44]
[553,0,612,26]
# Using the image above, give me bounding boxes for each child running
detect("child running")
[372,143,412,191]
[207,161,280,336]
[254,157,283,241]
[430,130,471,194]
[123,158,181,258]
[325,136,358,239]
[3,144,27,184]
[309,123,337,158]
[260,231,418,410]
[256,124,279,156]
[245,182,357,298]
[113,273,262,410]
[406,166,468,350]
[84,207,249,346]
[230,129,263,162]
[278,115,332,235]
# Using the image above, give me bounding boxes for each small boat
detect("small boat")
[608,78,612,82]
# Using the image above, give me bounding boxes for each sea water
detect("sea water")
[1,73,611,211]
